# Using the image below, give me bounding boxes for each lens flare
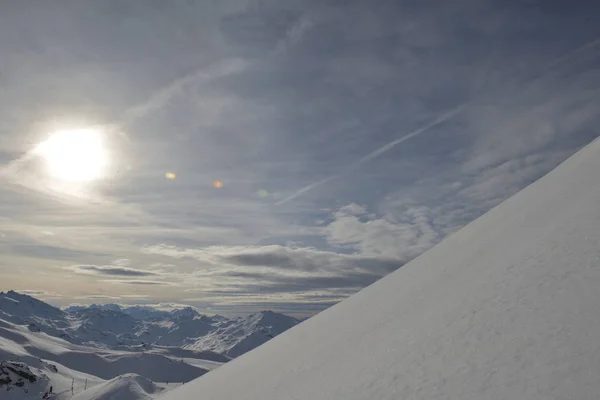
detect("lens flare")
[213,180,223,188]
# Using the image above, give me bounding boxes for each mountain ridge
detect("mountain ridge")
[0,291,299,359]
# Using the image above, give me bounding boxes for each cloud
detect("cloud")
[16,290,65,298]
[141,242,404,304]
[112,259,131,267]
[143,243,401,276]
[124,58,249,123]
[68,265,158,277]
[275,106,466,205]
[75,295,123,300]
[326,203,442,261]
[6,240,98,261]
[108,280,171,286]
[2,1,600,317]
[17,290,48,296]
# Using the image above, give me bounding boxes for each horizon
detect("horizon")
[1,289,305,319]
[1,1,600,316]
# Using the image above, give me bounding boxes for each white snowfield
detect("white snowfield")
[70,374,161,400]
[0,318,207,399]
[0,320,208,382]
[161,138,600,399]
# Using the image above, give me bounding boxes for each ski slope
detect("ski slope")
[161,138,600,399]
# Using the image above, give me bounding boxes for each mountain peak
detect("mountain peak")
[0,290,65,324]
[170,307,200,319]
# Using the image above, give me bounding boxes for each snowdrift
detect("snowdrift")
[161,138,600,400]
[70,374,160,400]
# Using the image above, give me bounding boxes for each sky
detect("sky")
[1,0,599,317]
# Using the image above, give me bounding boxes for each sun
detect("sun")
[35,128,111,182]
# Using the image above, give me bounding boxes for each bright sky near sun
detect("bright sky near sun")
[0,1,599,317]
[35,129,111,183]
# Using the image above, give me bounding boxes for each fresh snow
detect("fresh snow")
[70,374,161,400]
[160,139,600,399]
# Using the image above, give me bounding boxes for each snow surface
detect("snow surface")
[161,139,600,399]
[0,360,51,400]
[0,316,213,399]
[70,374,161,400]
[0,319,209,382]
[185,310,299,357]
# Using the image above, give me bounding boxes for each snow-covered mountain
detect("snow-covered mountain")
[0,291,299,359]
[0,291,71,340]
[186,311,300,358]
[160,139,600,399]
[0,314,212,399]
[0,360,51,399]
[0,291,299,398]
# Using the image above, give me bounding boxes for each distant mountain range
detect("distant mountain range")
[0,290,299,358]
[0,290,301,398]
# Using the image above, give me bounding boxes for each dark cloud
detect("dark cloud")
[222,252,299,269]
[72,265,158,277]
[220,270,384,293]
[220,249,402,273]
[3,235,106,261]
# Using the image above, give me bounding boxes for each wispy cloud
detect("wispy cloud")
[276,106,466,205]
[142,242,404,305]
[67,265,158,277]
[123,58,249,123]
[108,280,171,286]
[75,295,123,300]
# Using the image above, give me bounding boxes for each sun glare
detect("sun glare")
[35,128,111,183]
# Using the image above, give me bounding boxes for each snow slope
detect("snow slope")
[185,311,299,358]
[0,337,104,400]
[0,317,214,399]
[161,139,600,399]
[70,374,161,400]
[0,360,51,400]
[0,318,209,383]
[0,291,71,340]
